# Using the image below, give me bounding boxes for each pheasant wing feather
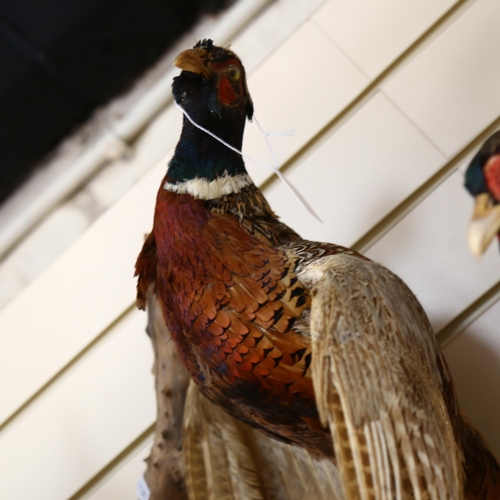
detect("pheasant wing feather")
[303,254,463,500]
[183,381,345,500]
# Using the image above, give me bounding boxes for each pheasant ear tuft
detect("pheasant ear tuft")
[246,95,254,121]
[245,78,254,120]
[194,38,214,50]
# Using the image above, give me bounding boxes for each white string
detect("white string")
[174,100,322,222]
[252,114,294,170]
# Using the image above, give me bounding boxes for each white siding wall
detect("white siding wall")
[1,0,499,498]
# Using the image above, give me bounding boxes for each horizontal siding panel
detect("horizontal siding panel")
[0,159,163,426]
[229,0,327,74]
[383,0,500,156]
[86,104,183,211]
[365,166,499,331]
[243,19,368,187]
[87,438,152,500]
[264,92,445,246]
[0,309,154,499]
[312,0,458,77]
[0,202,91,310]
[443,301,500,459]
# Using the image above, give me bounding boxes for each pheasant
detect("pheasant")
[136,39,500,499]
[465,131,500,258]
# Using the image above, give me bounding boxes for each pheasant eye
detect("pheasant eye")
[227,65,241,81]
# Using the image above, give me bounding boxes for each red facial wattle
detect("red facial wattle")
[218,76,238,105]
[484,153,500,201]
[211,58,243,106]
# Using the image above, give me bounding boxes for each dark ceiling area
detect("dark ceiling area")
[0,0,231,205]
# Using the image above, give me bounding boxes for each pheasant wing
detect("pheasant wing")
[304,254,463,500]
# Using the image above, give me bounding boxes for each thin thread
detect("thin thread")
[174,100,322,222]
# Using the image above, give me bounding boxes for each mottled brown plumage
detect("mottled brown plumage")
[136,40,500,499]
[139,183,351,457]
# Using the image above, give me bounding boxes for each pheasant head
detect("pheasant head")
[465,131,500,258]
[167,39,254,188]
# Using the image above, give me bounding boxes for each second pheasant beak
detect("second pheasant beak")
[468,192,500,259]
[174,48,212,78]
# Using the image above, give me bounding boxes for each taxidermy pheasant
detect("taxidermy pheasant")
[465,131,500,258]
[136,39,500,499]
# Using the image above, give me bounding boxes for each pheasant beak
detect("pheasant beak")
[468,193,500,259]
[174,48,213,78]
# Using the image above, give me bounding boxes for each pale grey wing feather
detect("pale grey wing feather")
[302,254,463,500]
[183,381,345,500]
